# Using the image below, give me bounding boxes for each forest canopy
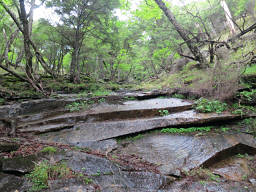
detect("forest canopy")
[0,0,255,98]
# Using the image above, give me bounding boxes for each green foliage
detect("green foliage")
[98,98,106,103]
[40,146,57,154]
[91,89,111,97]
[236,153,248,158]
[27,161,72,191]
[84,177,93,184]
[161,126,212,134]
[27,161,48,191]
[239,89,256,101]
[209,173,220,182]
[244,64,256,76]
[159,109,169,116]
[220,127,230,132]
[194,98,227,114]
[65,101,88,112]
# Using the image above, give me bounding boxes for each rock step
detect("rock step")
[18,123,74,134]
[18,98,193,128]
[17,108,68,124]
[39,110,254,145]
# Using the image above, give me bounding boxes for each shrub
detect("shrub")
[194,98,227,114]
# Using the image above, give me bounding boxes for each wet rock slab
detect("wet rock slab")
[39,110,247,144]
[116,133,256,176]
[91,98,192,113]
[18,98,193,133]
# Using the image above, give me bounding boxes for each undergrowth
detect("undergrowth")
[26,161,73,191]
[194,98,227,114]
[231,103,256,116]
[161,126,213,134]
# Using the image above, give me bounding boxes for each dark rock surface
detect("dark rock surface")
[0,173,25,192]
[0,140,19,152]
[1,155,37,174]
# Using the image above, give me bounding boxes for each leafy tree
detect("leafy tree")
[46,0,120,83]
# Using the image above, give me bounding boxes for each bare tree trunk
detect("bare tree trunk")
[220,0,236,35]
[154,0,207,68]
[19,0,33,78]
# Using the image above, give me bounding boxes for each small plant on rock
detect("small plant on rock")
[159,109,169,116]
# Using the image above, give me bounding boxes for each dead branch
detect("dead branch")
[229,22,256,42]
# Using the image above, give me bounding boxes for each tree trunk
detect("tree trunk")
[70,45,80,83]
[220,0,236,35]
[19,0,33,78]
[154,0,207,68]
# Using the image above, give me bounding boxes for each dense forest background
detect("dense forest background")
[0,0,256,100]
